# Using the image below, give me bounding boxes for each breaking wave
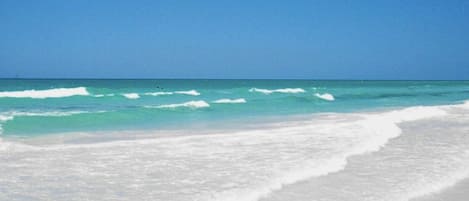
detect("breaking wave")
[0,103,459,201]
[144,90,201,96]
[93,94,115,97]
[0,87,89,99]
[146,100,210,109]
[314,93,335,101]
[249,88,305,94]
[212,98,247,104]
[122,93,140,99]
[144,92,174,96]
[174,90,200,96]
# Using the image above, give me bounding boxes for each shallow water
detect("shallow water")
[1,79,469,136]
[1,80,469,201]
[263,104,469,201]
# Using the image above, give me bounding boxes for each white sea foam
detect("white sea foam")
[144,90,200,96]
[374,106,447,123]
[0,114,14,122]
[461,100,469,109]
[93,94,114,97]
[205,105,450,201]
[0,138,8,151]
[0,102,467,201]
[406,165,469,201]
[174,90,200,96]
[122,93,140,99]
[249,88,305,94]
[144,92,174,96]
[314,93,335,101]
[147,100,210,109]
[0,87,89,99]
[213,98,247,104]
[0,111,100,123]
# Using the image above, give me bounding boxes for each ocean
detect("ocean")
[0,79,468,201]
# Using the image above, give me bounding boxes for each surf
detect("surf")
[144,89,201,96]
[1,102,464,201]
[314,93,335,101]
[0,87,90,99]
[122,93,140,99]
[212,98,247,104]
[145,100,210,109]
[249,88,305,94]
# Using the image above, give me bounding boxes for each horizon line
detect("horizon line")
[0,77,468,81]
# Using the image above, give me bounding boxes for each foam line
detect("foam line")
[144,90,200,96]
[93,94,114,97]
[314,93,335,101]
[0,87,89,99]
[144,92,174,96]
[212,98,247,104]
[249,88,305,94]
[1,101,467,201]
[122,93,140,99]
[146,100,210,109]
[174,90,200,96]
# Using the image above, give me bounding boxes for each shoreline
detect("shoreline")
[262,103,469,201]
[1,100,468,201]
[1,100,467,147]
[412,177,469,201]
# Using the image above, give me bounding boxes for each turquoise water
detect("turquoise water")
[2,79,469,201]
[1,79,468,136]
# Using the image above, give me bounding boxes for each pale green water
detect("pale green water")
[0,79,468,136]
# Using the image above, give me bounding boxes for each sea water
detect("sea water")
[0,79,468,201]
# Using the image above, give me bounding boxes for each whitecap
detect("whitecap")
[93,94,114,97]
[174,90,200,96]
[314,93,335,101]
[144,92,174,96]
[147,100,210,109]
[212,98,247,104]
[0,87,89,99]
[144,90,200,96]
[122,93,140,99]
[249,88,305,94]
[0,114,14,122]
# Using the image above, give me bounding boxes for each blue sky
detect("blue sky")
[1,0,468,79]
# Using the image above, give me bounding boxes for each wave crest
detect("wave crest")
[93,94,115,97]
[174,90,200,96]
[314,93,335,101]
[147,100,210,109]
[213,98,247,104]
[0,87,89,99]
[249,88,305,94]
[144,92,174,96]
[122,93,140,99]
[144,90,201,96]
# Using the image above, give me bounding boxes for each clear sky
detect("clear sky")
[0,0,468,79]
